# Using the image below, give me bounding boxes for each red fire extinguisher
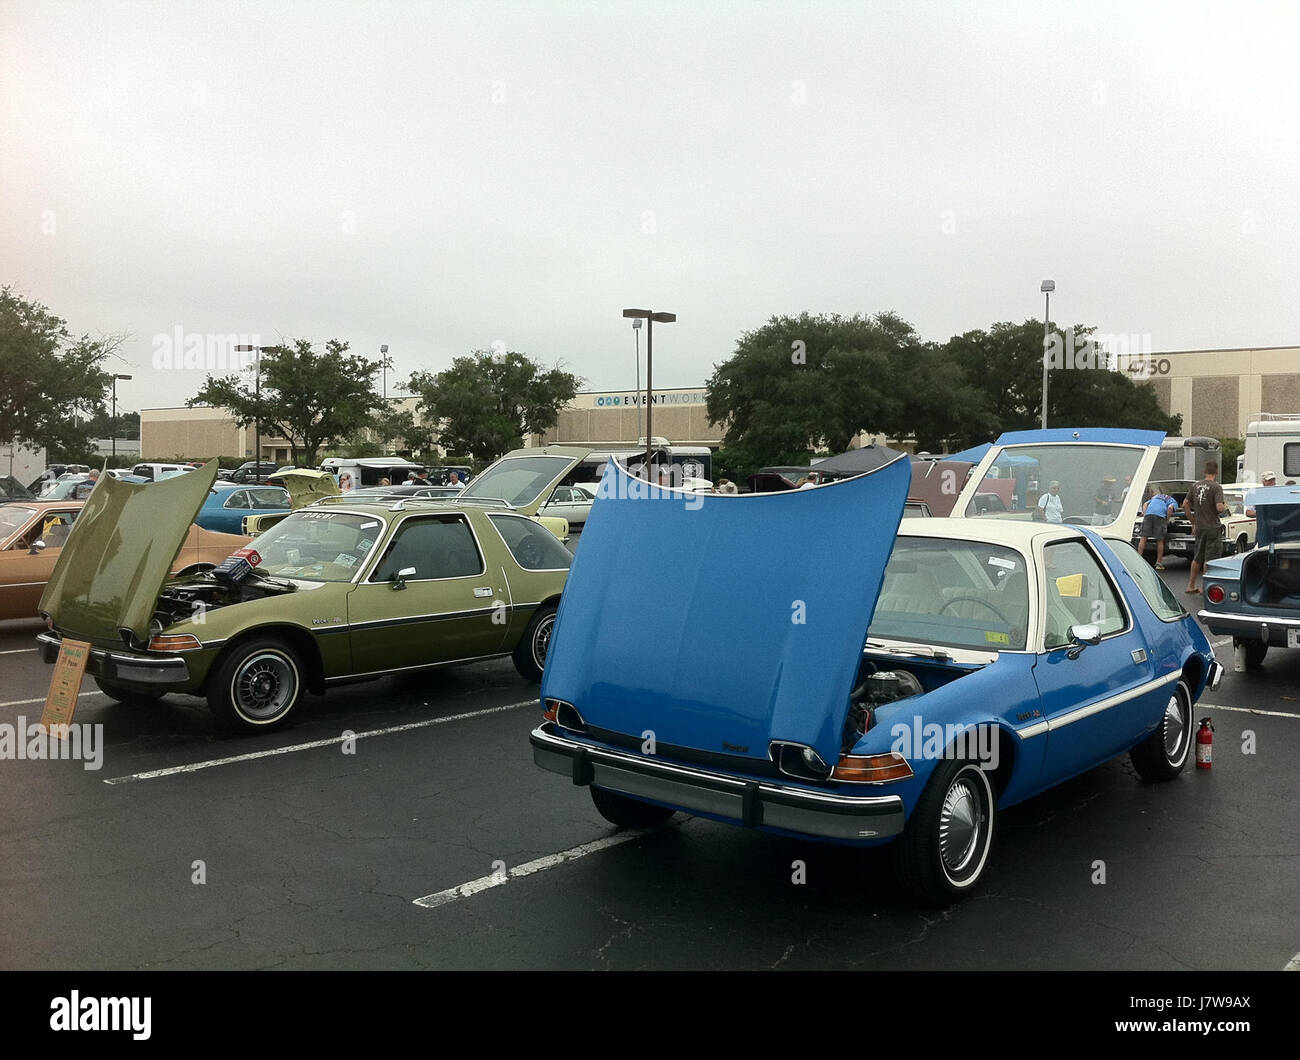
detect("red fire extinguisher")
[1196,717,1214,769]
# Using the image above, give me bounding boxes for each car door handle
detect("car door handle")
[473,587,494,598]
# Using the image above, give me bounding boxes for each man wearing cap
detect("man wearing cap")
[1038,481,1063,523]
[1246,472,1277,518]
[1184,461,1227,594]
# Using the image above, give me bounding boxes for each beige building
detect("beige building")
[536,387,720,447]
[141,398,422,463]
[1134,344,1300,441]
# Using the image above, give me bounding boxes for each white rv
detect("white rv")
[1239,416,1300,484]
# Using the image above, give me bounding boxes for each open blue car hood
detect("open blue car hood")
[541,451,912,769]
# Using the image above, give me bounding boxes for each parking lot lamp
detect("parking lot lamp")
[622,309,676,476]
[234,345,277,482]
[1040,280,1055,429]
[111,374,132,462]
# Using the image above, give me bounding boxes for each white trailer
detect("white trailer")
[1239,416,1300,484]
[0,441,47,487]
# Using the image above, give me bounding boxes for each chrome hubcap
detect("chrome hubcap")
[234,652,296,719]
[939,775,983,874]
[534,616,555,668]
[1162,693,1186,759]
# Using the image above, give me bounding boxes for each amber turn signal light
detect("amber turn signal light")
[148,634,202,652]
[831,751,914,783]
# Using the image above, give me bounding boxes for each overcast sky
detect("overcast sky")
[4,0,1298,418]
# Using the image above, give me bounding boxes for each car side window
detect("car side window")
[1106,538,1185,621]
[368,516,484,582]
[223,490,249,509]
[1041,540,1127,649]
[39,510,80,549]
[488,514,573,571]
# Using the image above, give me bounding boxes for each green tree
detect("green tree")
[942,320,1180,449]
[408,350,582,464]
[706,312,919,464]
[188,339,381,467]
[0,287,119,459]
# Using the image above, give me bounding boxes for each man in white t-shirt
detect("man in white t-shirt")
[1038,481,1064,523]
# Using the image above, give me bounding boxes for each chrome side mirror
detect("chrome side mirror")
[28,540,47,555]
[391,566,416,590]
[1066,623,1101,659]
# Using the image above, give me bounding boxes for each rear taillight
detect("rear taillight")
[148,633,202,651]
[1206,585,1225,604]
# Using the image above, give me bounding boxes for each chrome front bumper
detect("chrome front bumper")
[37,632,192,687]
[530,723,906,841]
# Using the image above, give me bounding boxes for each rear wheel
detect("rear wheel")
[207,637,303,732]
[590,786,676,829]
[891,758,996,905]
[1131,679,1192,781]
[512,603,557,682]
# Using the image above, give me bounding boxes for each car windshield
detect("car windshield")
[459,455,571,507]
[869,537,1030,651]
[249,511,384,582]
[964,444,1146,527]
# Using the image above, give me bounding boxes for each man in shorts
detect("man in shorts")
[1137,486,1178,569]
[1184,461,1227,594]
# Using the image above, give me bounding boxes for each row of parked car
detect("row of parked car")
[21,429,1300,904]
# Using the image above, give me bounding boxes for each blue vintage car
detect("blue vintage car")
[1198,485,1300,666]
[531,430,1222,904]
[194,482,291,534]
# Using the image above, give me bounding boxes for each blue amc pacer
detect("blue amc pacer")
[530,430,1223,904]
[1198,485,1300,667]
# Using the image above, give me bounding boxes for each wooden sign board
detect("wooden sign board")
[41,639,92,735]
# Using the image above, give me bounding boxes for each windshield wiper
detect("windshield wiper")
[864,639,952,663]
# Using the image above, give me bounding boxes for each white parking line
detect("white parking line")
[413,831,652,909]
[104,699,537,785]
[0,690,103,708]
[1196,702,1300,720]
[0,648,37,655]
[1285,952,1300,971]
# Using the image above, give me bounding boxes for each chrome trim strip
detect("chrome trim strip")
[1197,609,1300,629]
[327,650,512,681]
[1044,669,1182,732]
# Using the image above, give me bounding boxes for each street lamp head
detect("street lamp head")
[631,317,643,330]
[114,374,133,381]
[650,312,676,324]
[622,308,652,319]
[380,344,389,353]
[1040,280,1055,293]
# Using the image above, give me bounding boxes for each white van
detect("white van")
[130,462,193,482]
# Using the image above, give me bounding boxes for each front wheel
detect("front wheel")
[1130,679,1192,781]
[891,758,997,905]
[590,786,676,829]
[512,603,557,682]
[207,637,304,732]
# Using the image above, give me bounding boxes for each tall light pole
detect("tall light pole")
[111,374,132,462]
[622,308,676,477]
[631,317,643,441]
[1040,280,1055,429]
[379,344,390,452]
[234,345,278,482]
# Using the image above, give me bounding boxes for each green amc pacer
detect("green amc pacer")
[37,446,590,732]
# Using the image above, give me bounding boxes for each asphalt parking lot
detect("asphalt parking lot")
[0,551,1296,971]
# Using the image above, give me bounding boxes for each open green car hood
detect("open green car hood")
[39,461,220,644]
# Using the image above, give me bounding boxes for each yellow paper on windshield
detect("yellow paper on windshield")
[1055,573,1083,598]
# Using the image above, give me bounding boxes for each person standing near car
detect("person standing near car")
[1184,461,1227,594]
[1038,481,1064,523]
[1137,486,1178,570]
